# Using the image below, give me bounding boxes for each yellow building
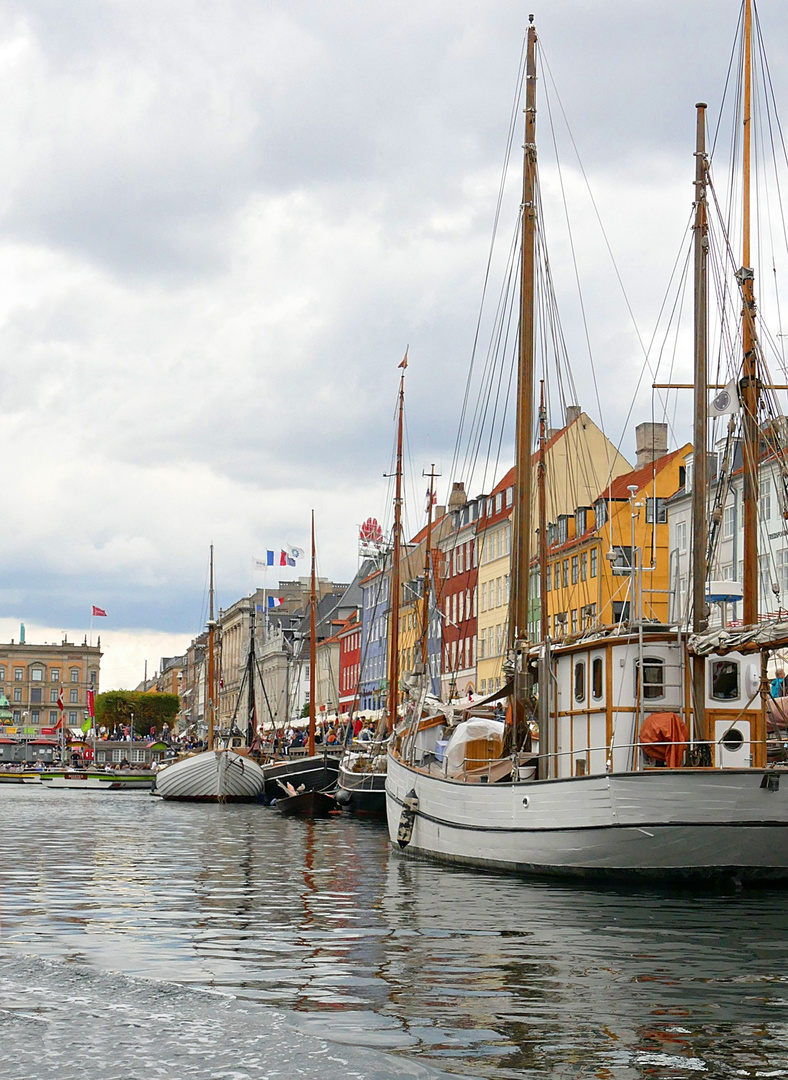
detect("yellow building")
[475,409,632,695]
[544,435,692,636]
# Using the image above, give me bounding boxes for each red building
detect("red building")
[438,482,482,700]
[338,610,362,717]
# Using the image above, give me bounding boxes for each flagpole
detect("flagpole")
[89,610,94,648]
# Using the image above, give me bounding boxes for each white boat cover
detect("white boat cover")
[444,718,505,776]
[688,621,788,655]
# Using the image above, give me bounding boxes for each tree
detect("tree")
[95,691,180,734]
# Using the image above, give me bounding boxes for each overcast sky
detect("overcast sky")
[1,0,786,689]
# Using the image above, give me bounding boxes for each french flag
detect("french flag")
[267,596,284,609]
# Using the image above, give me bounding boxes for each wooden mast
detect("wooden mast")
[741,0,760,625]
[308,510,316,757]
[207,544,216,749]
[537,380,548,644]
[421,464,438,671]
[511,16,537,650]
[692,102,709,743]
[387,361,406,732]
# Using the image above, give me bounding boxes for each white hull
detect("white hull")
[386,751,788,881]
[42,771,154,790]
[155,750,264,802]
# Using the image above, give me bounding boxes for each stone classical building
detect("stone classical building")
[0,630,101,736]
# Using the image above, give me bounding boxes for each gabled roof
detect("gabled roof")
[603,446,688,501]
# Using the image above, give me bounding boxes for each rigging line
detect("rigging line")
[709,1,746,161]
[539,48,613,492]
[450,36,528,487]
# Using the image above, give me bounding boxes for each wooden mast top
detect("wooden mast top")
[741,0,760,625]
[511,17,537,648]
[207,543,216,749]
[308,509,316,757]
[387,360,406,732]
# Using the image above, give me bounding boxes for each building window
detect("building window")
[13,689,21,703]
[31,668,44,682]
[592,657,603,699]
[580,551,587,581]
[30,689,42,704]
[575,508,587,535]
[574,661,585,702]
[590,549,598,578]
[31,711,39,723]
[0,667,5,681]
[13,711,20,723]
[562,560,569,588]
[51,670,60,682]
[645,497,667,524]
[70,668,79,683]
[635,657,665,700]
[70,689,79,703]
[594,499,608,529]
[49,712,58,723]
[723,505,735,540]
[546,568,551,592]
[761,482,771,521]
[496,492,503,513]
[558,516,569,544]
[676,520,688,553]
[554,564,560,590]
[571,556,578,584]
[710,660,739,701]
[14,669,23,681]
[506,487,513,507]
[570,609,578,634]
[68,711,77,723]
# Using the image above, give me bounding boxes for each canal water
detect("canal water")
[0,788,787,1078]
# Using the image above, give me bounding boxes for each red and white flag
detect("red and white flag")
[87,688,95,719]
[56,688,64,712]
[92,605,107,617]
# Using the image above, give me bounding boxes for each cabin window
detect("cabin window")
[574,661,585,702]
[710,660,739,701]
[635,657,665,700]
[592,657,603,699]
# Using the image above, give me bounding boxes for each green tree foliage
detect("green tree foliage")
[95,691,180,734]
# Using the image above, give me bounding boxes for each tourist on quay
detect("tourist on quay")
[358,723,372,743]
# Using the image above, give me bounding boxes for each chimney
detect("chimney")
[635,422,669,470]
[448,482,467,512]
[565,405,581,425]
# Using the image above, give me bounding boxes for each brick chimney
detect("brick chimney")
[635,422,668,470]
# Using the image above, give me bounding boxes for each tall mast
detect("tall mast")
[247,603,257,746]
[511,16,537,647]
[387,361,406,732]
[741,0,759,625]
[308,510,316,757]
[537,380,548,644]
[421,464,438,670]
[207,544,216,749]
[692,103,709,742]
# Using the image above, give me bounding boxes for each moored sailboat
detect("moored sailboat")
[156,546,265,803]
[385,6,788,882]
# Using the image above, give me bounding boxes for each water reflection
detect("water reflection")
[0,788,788,1076]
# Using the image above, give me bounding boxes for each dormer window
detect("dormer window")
[557,515,569,544]
[594,499,608,529]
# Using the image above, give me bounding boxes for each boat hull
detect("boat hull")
[262,754,338,802]
[336,761,386,815]
[155,750,264,802]
[386,751,788,882]
[41,771,154,790]
[275,789,338,817]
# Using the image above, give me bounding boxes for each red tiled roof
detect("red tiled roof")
[604,446,689,500]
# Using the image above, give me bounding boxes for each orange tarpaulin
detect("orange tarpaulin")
[639,712,689,769]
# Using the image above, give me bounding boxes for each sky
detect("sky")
[0,0,786,689]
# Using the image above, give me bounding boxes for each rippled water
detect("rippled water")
[1,788,788,1077]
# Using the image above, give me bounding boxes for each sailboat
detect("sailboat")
[273,512,338,816]
[385,6,788,882]
[336,363,407,814]
[156,546,265,802]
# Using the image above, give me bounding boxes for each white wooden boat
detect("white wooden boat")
[386,7,788,884]
[155,749,264,802]
[41,769,154,791]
